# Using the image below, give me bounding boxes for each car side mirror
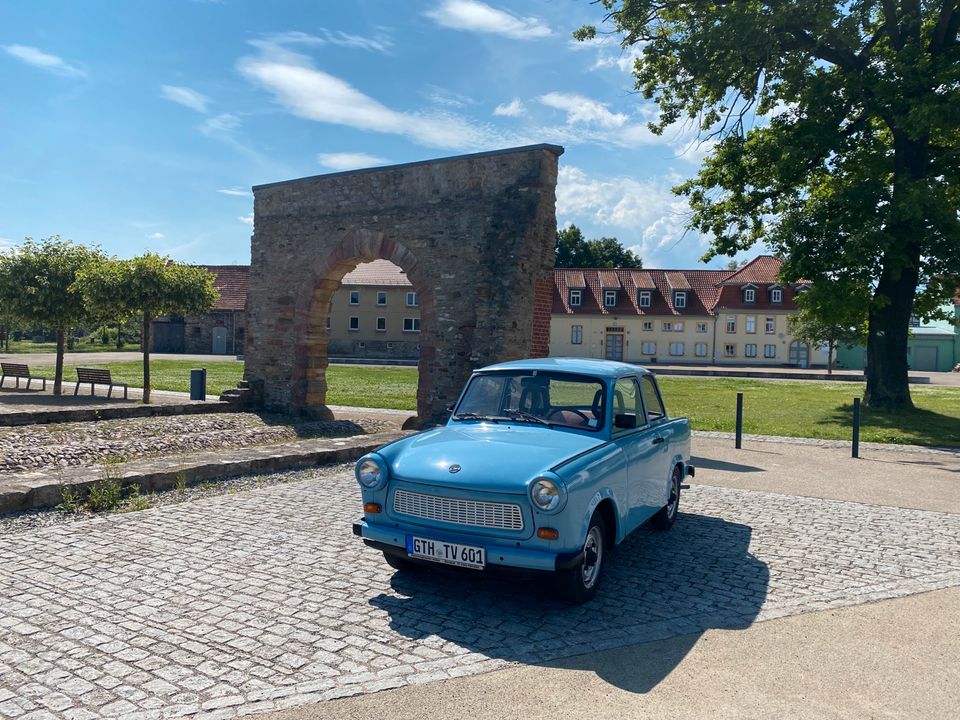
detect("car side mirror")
[614,413,637,429]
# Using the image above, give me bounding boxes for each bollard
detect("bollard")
[735,392,743,449]
[852,396,861,458]
[189,368,207,401]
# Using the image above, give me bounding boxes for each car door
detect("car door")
[638,374,673,507]
[610,376,662,533]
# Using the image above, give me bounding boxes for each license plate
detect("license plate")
[406,535,486,569]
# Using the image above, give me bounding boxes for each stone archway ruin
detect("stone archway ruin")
[243,144,563,422]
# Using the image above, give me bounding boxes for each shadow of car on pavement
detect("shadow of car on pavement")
[369,511,768,694]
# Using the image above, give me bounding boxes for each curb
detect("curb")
[0,431,409,515]
[0,400,241,427]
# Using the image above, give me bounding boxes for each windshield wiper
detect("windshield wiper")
[453,412,509,422]
[504,410,550,425]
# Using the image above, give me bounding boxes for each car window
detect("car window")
[639,375,666,422]
[612,378,640,433]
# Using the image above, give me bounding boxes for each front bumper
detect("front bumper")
[353,518,582,572]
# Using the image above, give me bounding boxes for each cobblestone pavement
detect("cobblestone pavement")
[1,469,959,719]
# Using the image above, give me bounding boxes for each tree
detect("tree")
[556,224,643,268]
[578,2,960,409]
[75,254,218,403]
[0,237,103,394]
[788,282,869,374]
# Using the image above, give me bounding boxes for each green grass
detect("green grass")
[28,360,960,447]
[3,340,127,353]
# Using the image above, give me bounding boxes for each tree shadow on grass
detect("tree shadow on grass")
[821,403,960,449]
[369,513,768,694]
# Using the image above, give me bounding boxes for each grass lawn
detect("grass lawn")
[29,361,960,447]
[2,340,125,353]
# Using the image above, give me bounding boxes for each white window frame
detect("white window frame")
[726,316,736,333]
[571,324,583,345]
[764,344,777,358]
[642,321,653,331]
[746,316,756,334]
[403,317,420,333]
[638,290,651,307]
[724,343,736,358]
[674,291,687,308]
[569,289,582,307]
[376,291,387,306]
[376,317,386,332]
[745,343,757,358]
[770,288,783,303]
[641,341,657,355]
[674,321,684,332]
[669,342,685,357]
[604,289,617,307]
[349,290,360,305]
[744,288,756,303]
[765,317,775,334]
[348,316,359,331]
[695,342,708,357]
[696,322,707,333]
[406,291,418,307]
[662,321,672,332]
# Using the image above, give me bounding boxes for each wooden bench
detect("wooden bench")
[0,362,46,390]
[74,367,128,399]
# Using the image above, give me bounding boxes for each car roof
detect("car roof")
[476,357,652,379]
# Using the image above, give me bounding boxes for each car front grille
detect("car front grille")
[392,489,524,531]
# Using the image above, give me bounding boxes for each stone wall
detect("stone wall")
[244,144,562,421]
[184,310,245,356]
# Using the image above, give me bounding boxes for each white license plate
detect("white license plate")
[406,535,486,569]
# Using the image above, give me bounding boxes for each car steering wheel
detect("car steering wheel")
[548,408,591,425]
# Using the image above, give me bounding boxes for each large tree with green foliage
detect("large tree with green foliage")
[0,237,103,394]
[556,224,643,268]
[75,254,218,403]
[788,281,870,374]
[578,1,960,409]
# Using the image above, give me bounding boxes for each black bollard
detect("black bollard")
[735,392,743,449]
[852,397,861,458]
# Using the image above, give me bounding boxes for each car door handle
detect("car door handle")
[652,436,665,445]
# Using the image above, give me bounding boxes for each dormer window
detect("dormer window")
[638,290,651,308]
[604,290,617,307]
[744,288,756,303]
[674,291,687,309]
[569,289,582,307]
[770,287,783,303]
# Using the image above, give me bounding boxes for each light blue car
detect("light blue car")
[353,358,694,602]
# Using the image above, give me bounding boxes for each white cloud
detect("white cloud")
[0,237,16,254]
[254,28,392,54]
[493,98,525,117]
[3,44,85,78]
[200,113,241,137]
[539,92,628,129]
[145,232,166,240]
[217,187,251,196]
[237,39,507,150]
[318,152,388,171]
[425,0,551,40]
[161,85,210,113]
[238,214,254,226]
[592,43,645,73]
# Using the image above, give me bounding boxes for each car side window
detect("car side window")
[639,375,666,422]
[612,378,641,434]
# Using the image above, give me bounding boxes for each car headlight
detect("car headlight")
[530,478,563,512]
[356,456,387,489]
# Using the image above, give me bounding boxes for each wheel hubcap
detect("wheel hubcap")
[581,526,603,588]
[667,475,680,519]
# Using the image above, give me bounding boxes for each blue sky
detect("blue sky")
[0,0,743,269]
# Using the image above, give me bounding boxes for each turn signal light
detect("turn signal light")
[363,503,382,514]
[537,528,559,540]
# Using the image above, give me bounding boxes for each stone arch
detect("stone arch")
[243,144,563,423]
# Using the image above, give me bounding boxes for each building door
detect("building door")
[605,328,624,361]
[913,346,938,371]
[212,326,227,355]
[789,340,809,368]
[151,320,184,353]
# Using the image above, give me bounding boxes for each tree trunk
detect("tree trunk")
[116,322,123,349]
[54,328,65,396]
[142,312,152,404]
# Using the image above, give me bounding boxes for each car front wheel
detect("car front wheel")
[558,512,606,604]
[382,550,418,572]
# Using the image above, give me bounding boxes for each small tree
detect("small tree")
[0,237,103,394]
[788,282,869,375]
[75,254,218,403]
[556,225,643,268]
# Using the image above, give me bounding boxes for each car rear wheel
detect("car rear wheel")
[652,464,682,531]
[558,512,606,604]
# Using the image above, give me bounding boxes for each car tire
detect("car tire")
[382,550,417,572]
[558,512,606,604]
[651,464,682,531]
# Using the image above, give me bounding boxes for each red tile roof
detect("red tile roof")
[202,265,249,311]
[720,256,783,285]
[597,270,621,289]
[664,271,691,290]
[341,259,412,287]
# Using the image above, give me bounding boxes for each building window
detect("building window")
[764,344,777,358]
[376,291,387,306]
[638,290,651,307]
[604,290,617,307]
[674,321,684,332]
[571,325,583,344]
[669,342,685,356]
[349,316,359,331]
[641,341,656,355]
[349,290,360,305]
[908,315,921,328]
[695,342,708,357]
[569,289,582,307]
[696,322,707,333]
[403,318,420,332]
[726,316,736,333]
[744,288,756,303]
[325,316,331,330]
[643,321,653,331]
[724,343,736,358]
[406,292,418,307]
[662,321,672,332]
[674,291,687,308]
[746,316,756,334]
[745,343,757,358]
[765,317,775,334]
[376,317,386,332]
[770,288,783,303]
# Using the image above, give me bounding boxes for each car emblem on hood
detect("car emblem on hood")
[449,464,461,473]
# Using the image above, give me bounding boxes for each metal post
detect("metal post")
[852,397,861,458]
[735,392,743,449]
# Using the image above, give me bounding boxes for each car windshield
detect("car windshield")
[453,371,605,431]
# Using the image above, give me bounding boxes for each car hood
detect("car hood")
[382,422,605,493]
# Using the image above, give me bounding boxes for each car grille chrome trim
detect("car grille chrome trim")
[393,489,524,531]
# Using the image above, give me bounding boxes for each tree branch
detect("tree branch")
[882,0,903,48]
[930,1,960,53]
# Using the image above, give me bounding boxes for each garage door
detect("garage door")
[913,346,938,371]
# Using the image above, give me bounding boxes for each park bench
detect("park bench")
[74,367,128,399]
[0,362,46,390]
